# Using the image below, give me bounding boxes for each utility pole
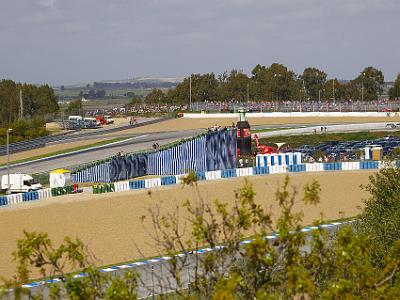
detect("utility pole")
[6,128,12,191]
[246,83,249,102]
[333,79,336,102]
[189,75,192,111]
[19,89,23,119]
[318,89,321,102]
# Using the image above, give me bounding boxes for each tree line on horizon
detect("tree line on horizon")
[132,64,400,105]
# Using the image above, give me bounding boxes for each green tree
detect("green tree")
[301,67,327,100]
[218,69,250,102]
[145,88,168,104]
[66,99,82,114]
[0,80,59,126]
[324,79,346,101]
[389,74,400,100]
[250,63,300,101]
[354,66,385,101]
[357,166,400,266]
[127,95,143,106]
[173,73,218,104]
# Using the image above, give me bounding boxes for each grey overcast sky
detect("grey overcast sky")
[0,0,399,85]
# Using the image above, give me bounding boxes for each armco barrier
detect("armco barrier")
[288,164,306,173]
[221,169,237,178]
[161,176,177,186]
[129,180,145,190]
[360,161,380,170]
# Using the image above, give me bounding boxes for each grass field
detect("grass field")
[0,170,375,279]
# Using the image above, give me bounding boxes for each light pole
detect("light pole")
[189,75,192,111]
[6,128,12,190]
[246,83,249,103]
[361,72,366,103]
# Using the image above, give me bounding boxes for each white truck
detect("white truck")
[1,173,42,193]
[104,115,114,124]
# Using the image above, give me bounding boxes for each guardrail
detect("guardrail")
[0,117,169,156]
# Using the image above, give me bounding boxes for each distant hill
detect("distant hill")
[59,77,184,90]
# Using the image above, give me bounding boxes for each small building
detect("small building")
[50,169,72,188]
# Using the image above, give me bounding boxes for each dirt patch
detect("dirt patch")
[0,170,373,279]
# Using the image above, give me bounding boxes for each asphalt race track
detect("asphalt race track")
[0,129,203,177]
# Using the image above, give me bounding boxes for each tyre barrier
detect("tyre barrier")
[341,162,360,170]
[196,171,206,181]
[92,183,115,194]
[236,167,254,177]
[51,185,76,196]
[116,181,130,192]
[360,161,380,170]
[288,164,306,173]
[129,180,145,190]
[253,166,269,175]
[269,165,288,174]
[22,191,39,202]
[305,163,324,172]
[221,169,237,178]
[0,196,8,206]
[323,162,342,171]
[175,174,187,185]
[38,188,52,199]
[205,170,222,180]
[145,178,162,189]
[161,176,177,186]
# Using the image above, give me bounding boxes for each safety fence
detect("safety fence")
[72,129,237,183]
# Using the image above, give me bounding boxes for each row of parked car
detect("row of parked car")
[292,136,400,159]
[61,115,114,130]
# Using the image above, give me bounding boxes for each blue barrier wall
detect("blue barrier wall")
[73,129,237,183]
[206,130,237,171]
[147,136,207,175]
